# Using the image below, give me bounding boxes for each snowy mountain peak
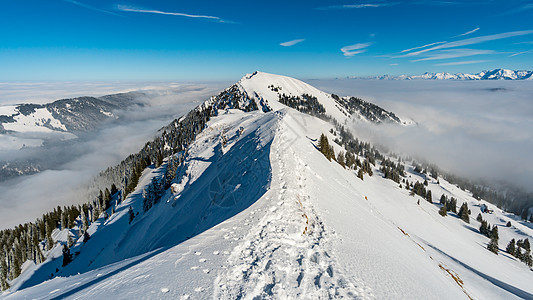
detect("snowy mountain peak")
[353,68,533,80]
[236,71,405,124]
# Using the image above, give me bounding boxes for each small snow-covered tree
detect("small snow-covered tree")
[506,239,516,256]
[62,245,72,266]
[439,206,447,217]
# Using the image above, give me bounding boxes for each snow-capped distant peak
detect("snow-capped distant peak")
[352,68,533,80]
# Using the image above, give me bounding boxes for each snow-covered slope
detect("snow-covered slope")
[355,68,533,80]
[237,71,405,124]
[2,72,533,299]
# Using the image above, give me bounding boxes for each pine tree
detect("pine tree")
[45,224,54,251]
[487,235,499,254]
[440,194,447,205]
[357,168,364,180]
[506,239,516,256]
[476,213,483,222]
[83,231,90,243]
[426,190,432,203]
[345,151,356,169]
[318,134,331,161]
[491,225,499,241]
[458,202,470,223]
[67,233,73,248]
[104,188,111,210]
[479,220,489,236]
[0,258,9,290]
[81,210,88,233]
[128,206,135,224]
[337,151,346,168]
[62,245,72,267]
[439,206,447,216]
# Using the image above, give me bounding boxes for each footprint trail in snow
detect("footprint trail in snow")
[214,115,373,299]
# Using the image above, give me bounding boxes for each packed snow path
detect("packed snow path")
[214,112,373,299]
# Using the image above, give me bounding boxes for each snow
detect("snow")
[0,105,17,116]
[3,74,533,299]
[2,107,67,133]
[238,71,350,122]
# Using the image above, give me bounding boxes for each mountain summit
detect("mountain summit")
[1,72,532,299]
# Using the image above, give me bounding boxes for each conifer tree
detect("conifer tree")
[479,220,489,236]
[0,258,9,290]
[426,190,432,203]
[337,151,346,168]
[458,202,470,223]
[62,245,72,267]
[487,235,499,254]
[357,168,364,181]
[439,206,447,217]
[45,224,54,251]
[81,210,88,233]
[128,206,135,224]
[476,213,483,222]
[506,239,516,256]
[440,194,447,205]
[83,231,90,243]
[487,226,499,254]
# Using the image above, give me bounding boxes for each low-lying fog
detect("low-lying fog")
[0,82,229,229]
[309,79,533,195]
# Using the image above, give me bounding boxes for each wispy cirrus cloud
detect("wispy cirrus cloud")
[64,0,120,16]
[453,27,480,38]
[341,42,373,57]
[411,49,497,62]
[280,39,305,47]
[116,5,234,23]
[509,49,533,57]
[401,41,447,53]
[317,3,394,10]
[402,30,533,57]
[503,3,533,15]
[434,60,488,66]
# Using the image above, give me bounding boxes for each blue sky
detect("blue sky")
[1,0,532,81]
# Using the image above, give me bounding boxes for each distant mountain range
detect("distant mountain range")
[351,69,533,80]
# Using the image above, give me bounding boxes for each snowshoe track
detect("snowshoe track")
[214,113,372,299]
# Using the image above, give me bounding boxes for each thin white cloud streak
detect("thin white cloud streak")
[509,49,533,57]
[434,60,487,66]
[503,3,533,15]
[116,5,233,23]
[410,49,496,62]
[64,0,120,16]
[280,39,305,47]
[341,42,373,57]
[390,63,399,66]
[453,27,480,38]
[402,30,533,57]
[401,41,447,53]
[317,3,394,10]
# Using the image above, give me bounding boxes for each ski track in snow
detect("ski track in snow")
[214,114,372,299]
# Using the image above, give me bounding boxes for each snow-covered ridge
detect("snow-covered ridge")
[2,72,532,299]
[0,93,141,135]
[352,68,533,80]
[236,71,406,124]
